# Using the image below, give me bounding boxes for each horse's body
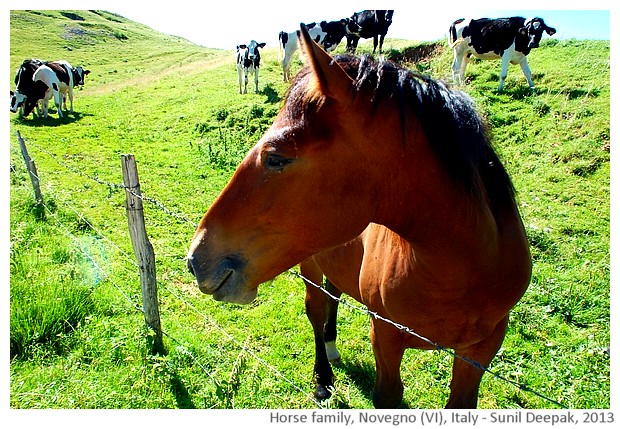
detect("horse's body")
[187,24,531,408]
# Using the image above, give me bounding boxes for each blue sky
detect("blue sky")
[6,1,612,50]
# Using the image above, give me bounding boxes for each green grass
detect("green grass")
[9,11,610,409]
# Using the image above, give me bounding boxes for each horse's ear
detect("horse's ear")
[299,23,353,103]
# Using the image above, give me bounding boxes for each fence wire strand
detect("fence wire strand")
[10,141,320,407]
[11,132,568,408]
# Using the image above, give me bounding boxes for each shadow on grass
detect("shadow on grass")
[333,358,410,409]
[170,372,196,409]
[11,110,93,127]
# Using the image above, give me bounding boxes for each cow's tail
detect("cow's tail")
[448,18,466,48]
[278,31,285,61]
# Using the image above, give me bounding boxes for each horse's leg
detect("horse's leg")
[302,260,338,400]
[446,315,509,408]
[323,279,342,365]
[370,318,406,408]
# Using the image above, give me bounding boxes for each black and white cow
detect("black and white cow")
[278,19,360,82]
[236,40,266,94]
[346,10,394,54]
[449,17,556,91]
[30,64,66,118]
[11,58,90,118]
[10,58,45,115]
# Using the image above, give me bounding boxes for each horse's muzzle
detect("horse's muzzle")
[186,253,256,304]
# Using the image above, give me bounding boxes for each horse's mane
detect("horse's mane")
[286,54,516,217]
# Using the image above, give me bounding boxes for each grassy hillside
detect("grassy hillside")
[9,10,610,410]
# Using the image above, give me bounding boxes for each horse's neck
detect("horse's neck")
[371,138,502,261]
[381,185,496,252]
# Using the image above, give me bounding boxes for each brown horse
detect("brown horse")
[187,24,531,408]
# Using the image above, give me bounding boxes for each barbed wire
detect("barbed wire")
[21,137,199,227]
[11,132,568,408]
[291,270,567,408]
[10,149,320,408]
[22,181,237,396]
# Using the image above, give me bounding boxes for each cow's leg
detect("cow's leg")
[67,87,74,112]
[282,54,291,82]
[372,35,379,54]
[347,37,359,54]
[498,54,511,91]
[446,315,509,408]
[254,68,259,93]
[243,70,248,94]
[52,87,63,118]
[59,92,68,112]
[237,66,244,94]
[41,88,58,119]
[452,50,466,85]
[370,318,406,408]
[518,57,535,88]
[41,95,50,119]
[302,260,342,400]
[378,34,386,54]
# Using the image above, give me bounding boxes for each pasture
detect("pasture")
[9,10,610,409]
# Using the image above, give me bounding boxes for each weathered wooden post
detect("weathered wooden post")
[121,154,164,355]
[16,131,44,210]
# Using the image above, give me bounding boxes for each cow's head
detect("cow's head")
[343,18,362,37]
[520,18,556,49]
[321,19,361,51]
[246,40,266,63]
[10,90,26,113]
[22,81,49,117]
[73,66,90,86]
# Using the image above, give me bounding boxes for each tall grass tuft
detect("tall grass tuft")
[10,195,98,359]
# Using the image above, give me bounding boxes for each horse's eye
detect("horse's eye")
[264,153,293,170]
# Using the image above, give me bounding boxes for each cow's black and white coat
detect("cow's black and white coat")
[449,17,556,91]
[236,40,266,94]
[10,59,46,115]
[278,19,360,82]
[346,10,394,54]
[10,58,90,118]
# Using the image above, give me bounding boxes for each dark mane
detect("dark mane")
[286,54,516,217]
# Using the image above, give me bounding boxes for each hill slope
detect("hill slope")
[9,10,225,89]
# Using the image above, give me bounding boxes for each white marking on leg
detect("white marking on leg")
[325,341,341,362]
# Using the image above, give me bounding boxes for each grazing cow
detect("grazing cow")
[236,40,266,94]
[10,58,45,116]
[48,61,77,113]
[346,10,394,54]
[11,58,90,118]
[449,17,556,91]
[30,64,65,118]
[278,19,360,81]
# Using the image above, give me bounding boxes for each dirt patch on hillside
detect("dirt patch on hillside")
[388,42,444,64]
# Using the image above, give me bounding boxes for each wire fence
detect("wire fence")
[10,132,566,409]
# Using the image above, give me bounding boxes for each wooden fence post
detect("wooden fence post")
[121,154,164,355]
[16,131,44,209]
